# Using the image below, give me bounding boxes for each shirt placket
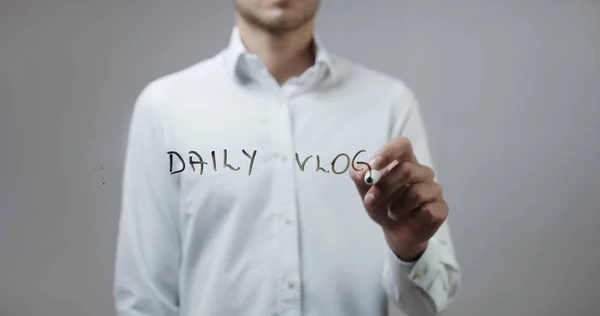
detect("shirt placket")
[272,89,302,316]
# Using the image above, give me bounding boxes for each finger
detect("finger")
[369,137,417,172]
[387,182,442,220]
[363,162,436,208]
[409,200,449,228]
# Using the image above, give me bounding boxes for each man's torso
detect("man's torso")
[150,48,412,316]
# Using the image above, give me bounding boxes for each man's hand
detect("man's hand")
[350,137,449,262]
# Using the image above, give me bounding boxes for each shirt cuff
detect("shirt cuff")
[383,237,442,292]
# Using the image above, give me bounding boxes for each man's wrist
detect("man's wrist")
[385,233,429,262]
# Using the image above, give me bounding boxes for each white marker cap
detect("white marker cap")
[364,169,381,185]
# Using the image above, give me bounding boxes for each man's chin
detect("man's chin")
[261,18,301,34]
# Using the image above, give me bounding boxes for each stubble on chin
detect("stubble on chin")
[236,2,317,35]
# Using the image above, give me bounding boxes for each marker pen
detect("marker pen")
[363,166,381,185]
[363,160,398,221]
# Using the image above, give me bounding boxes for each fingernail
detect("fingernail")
[368,156,381,170]
[364,193,375,206]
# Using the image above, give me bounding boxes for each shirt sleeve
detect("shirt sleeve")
[114,82,181,316]
[381,84,461,315]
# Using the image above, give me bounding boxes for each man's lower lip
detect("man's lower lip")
[271,0,291,7]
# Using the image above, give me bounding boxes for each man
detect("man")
[114,0,461,315]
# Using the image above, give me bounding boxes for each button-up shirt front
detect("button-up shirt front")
[114,27,461,316]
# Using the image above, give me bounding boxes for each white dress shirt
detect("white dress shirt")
[114,27,461,316]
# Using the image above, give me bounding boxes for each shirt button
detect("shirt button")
[287,281,295,289]
[414,271,424,280]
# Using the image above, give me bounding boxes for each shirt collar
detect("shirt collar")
[223,26,338,83]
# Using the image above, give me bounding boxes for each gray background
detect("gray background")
[1,0,599,315]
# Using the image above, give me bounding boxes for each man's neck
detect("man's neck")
[235,16,316,85]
